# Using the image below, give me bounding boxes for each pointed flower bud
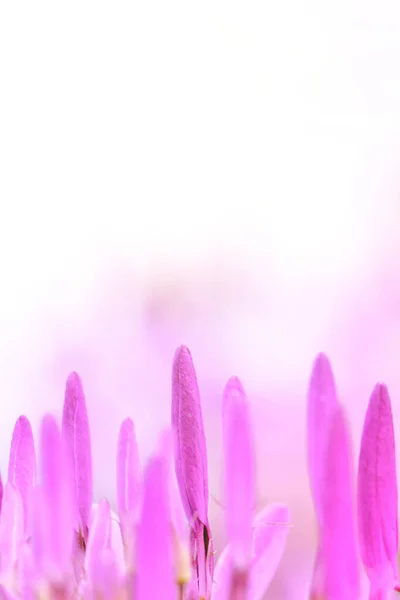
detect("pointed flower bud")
[33,414,74,589]
[136,452,175,600]
[62,372,93,542]
[307,353,339,523]
[0,483,24,584]
[358,383,398,597]
[116,417,141,571]
[7,416,36,537]
[222,376,255,599]
[172,345,213,599]
[306,353,339,598]
[321,405,360,599]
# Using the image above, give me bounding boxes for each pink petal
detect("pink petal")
[62,372,93,539]
[172,345,213,598]
[85,498,112,590]
[35,414,74,581]
[212,505,290,600]
[17,541,36,600]
[212,544,232,600]
[368,590,392,600]
[0,483,24,575]
[249,504,290,600]
[252,503,290,558]
[0,586,20,600]
[136,454,175,600]
[223,377,255,571]
[0,473,3,516]
[159,429,191,587]
[90,547,121,599]
[307,352,339,524]
[116,416,141,566]
[172,345,209,524]
[308,544,325,600]
[116,418,141,517]
[321,405,360,599]
[30,485,46,577]
[7,416,36,536]
[110,516,125,573]
[170,472,191,585]
[358,383,398,593]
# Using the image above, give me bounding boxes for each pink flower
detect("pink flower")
[172,345,214,600]
[212,376,290,600]
[7,416,36,537]
[321,405,360,599]
[62,372,93,544]
[307,354,360,599]
[222,376,255,598]
[307,353,339,526]
[116,417,141,572]
[136,449,175,600]
[0,344,390,599]
[33,414,75,594]
[358,383,398,598]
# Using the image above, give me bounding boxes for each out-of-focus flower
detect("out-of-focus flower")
[306,353,339,599]
[358,383,398,598]
[116,416,141,574]
[249,504,291,600]
[0,345,398,599]
[222,376,254,599]
[136,448,176,600]
[320,405,360,599]
[306,354,400,600]
[158,428,192,591]
[212,376,290,600]
[33,413,75,596]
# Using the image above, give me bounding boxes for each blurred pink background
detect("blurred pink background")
[1,0,400,597]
